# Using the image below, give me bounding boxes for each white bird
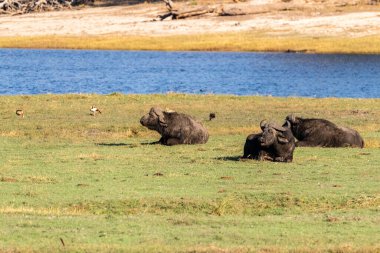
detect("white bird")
[90,105,101,116]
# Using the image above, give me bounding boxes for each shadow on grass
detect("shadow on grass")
[215,156,242,162]
[96,141,161,147]
[141,141,161,145]
[96,143,135,147]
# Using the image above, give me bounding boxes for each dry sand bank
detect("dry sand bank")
[1,1,380,38]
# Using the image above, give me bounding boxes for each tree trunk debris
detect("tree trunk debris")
[155,0,262,21]
[0,0,92,14]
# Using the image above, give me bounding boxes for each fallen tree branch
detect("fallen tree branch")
[157,11,172,21]
[218,7,271,16]
[155,0,261,20]
[163,0,173,11]
[172,6,215,19]
[157,0,218,21]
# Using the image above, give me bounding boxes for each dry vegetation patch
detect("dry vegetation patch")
[1,0,380,52]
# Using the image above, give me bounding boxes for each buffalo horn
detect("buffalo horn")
[283,120,291,128]
[287,114,296,123]
[260,119,268,131]
[152,107,168,127]
[271,123,287,132]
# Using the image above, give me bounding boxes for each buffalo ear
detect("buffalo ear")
[152,107,168,127]
[287,114,296,123]
[158,113,167,128]
[159,117,167,127]
[277,133,289,144]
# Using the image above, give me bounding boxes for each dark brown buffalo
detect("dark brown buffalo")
[242,120,296,162]
[284,114,364,148]
[140,107,209,146]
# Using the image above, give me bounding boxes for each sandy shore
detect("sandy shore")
[1,1,380,38]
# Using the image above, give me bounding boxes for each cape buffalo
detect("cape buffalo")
[284,114,364,148]
[140,107,209,146]
[242,120,296,162]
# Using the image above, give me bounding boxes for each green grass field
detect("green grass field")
[0,94,379,252]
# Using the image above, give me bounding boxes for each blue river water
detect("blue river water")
[1,49,379,97]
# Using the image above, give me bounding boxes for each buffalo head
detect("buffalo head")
[140,107,168,131]
[260,120,291,147]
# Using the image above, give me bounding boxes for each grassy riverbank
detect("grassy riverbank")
[1,94,379,252]
[1,33,380,53]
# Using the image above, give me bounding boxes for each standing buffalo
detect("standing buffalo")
[284,114,364,148]
[140,107,209,146]
[242,120,296,162]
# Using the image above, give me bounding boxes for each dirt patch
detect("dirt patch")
[0,176,18,182]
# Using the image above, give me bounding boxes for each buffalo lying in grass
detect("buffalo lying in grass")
[140,107,209,146]
[284,114,364,148]
[242,120,296,162]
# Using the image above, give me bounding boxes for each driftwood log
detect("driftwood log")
[157,0,216,21]
[172,6,215,19]
[156,0,257,21]
[218,7,251,16]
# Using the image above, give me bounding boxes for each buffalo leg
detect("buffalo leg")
[274,157,285,162]
[165,138,181,146]
[274,156,292,163]
[258,151,273,161]
[296,141,318,147]
[158,137,167,144]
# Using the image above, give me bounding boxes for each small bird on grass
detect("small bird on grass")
[209,113,216,121]
[16,109,24,118]
[90,105,102,116]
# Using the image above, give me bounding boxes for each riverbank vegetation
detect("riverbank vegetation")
[1,94,379,252]
[1,33,380,54]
